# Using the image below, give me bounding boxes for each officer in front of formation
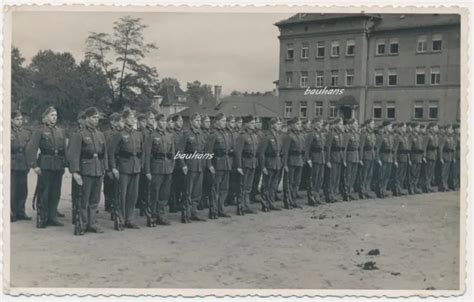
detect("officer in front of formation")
[258,117,283,211]
[206,113,232,218]
[108,109,144,229]
[325,118,345,203]
[234,115,259,215]
[144,113,174,226]
[11,110,32,222]
[305,117,325,206]
[26,106,67,228]
[67,107,108,234]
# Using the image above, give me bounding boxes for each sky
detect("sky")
[12,11,293,95]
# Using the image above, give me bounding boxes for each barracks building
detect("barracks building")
[275,13,461,124]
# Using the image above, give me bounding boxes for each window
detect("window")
[331,70,339,86]
[345,69,354,86]
[316,41,325,58]
[373,102,382,119]
[286,44,294,60]
[284,101,292,118]
[417,36,427,53]
[329,103,337,118]
[416,67,426,85]
[429,101,438,119]
[299,101,308,118]
[331,41,340,57]
[301,42,309,59]
[314,101,323,117]
[414,101,424,119]
[286,72,293,88]
[430,67,440,85]
[376,39,385,55]
[316,71,324,87]
[386,102,396,119]
[300,71,309,88]
[375,69,384,86]
[346,39,355,56]
[389,38,399,54]
[388,69,397,86]
[432,34,442,52]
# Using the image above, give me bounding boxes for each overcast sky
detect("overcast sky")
[12,11,293,94]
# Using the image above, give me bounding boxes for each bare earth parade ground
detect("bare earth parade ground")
[10,172,460,290]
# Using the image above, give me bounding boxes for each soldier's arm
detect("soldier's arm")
[68,132,84,174]
[108,132,121,171]
[257,134,268,168]
[422,135,429,158]
[304,133,313,162]
[281,134,290,168]
[25,129,42,169]
[234,134,244,169]
[205,131,217,169]
[102,133,109,172]
[393,135,400,160]
[438,136,445,161]
[359,132,366,157]
[325,133,333,164]
[143,134,153,175]
[176,132,187,169]
[342,133,349,163]
[375,134,383,162]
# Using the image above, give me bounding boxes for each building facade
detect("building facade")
[275,13,460,124]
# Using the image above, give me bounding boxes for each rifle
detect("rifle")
[282,168,292,209]
[143,178,155,227]
[112,177,124,231]
[208,173,216,219]
[73,177,84,236]
[32,174,42,228]
[236,172,243,215]
[180,171,190,223]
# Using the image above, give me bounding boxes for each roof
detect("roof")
[179,95,280,118]
[275,13,460,30]
[157,86,186,106]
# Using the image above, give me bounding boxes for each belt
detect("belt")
[412,150,424,154]
[363,146,374,151]
[215,150,228,157]
[119,151,142,158]
[289,150,304,156]
[265,152,279,158]
[40,149,65,156]
[381,150,393,154]
[310,148,323,152]
[332,147,343,151]
[398,150,410,154]
[427,147,438,151]
[152,152,173,160]
[346,148,357,152]
[81,153,104,159]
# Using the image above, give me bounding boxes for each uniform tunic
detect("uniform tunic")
[393,131,410,195]
[258,129,283,206]
[409,131,424,194]
[282,129,305,205]
[235,128,259,211]
[359,128,376,197]
[305,128,325,202]
[376,130,394,197]
[325,129,344,202]
[11,126,31,219]
[343,130,360,198]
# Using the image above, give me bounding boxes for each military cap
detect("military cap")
[382,120,391,127]
[137,113,147,121]
[254,116,261,122]
[269,117,280,125]
[242,115,254,124]
[12,110,22,119]
[226,115,235,122]
[166,115,174,122]
[122,108,135,120]
[346,118,356,125]
[215,113,225,121]
[109,112,121,122]
[171,115,182,122]
[311,117,323,124]
[419,124,426,129]
[411,122,419,127]
[83,107,100,118]
[332,117,342,125]
[235,116,243,122]
[287,117,299,125]
[364,118,374,126]
[427,122,438,129]
[201,114,210,121]
[42,106,57,119]
[190,113,201,121]
[155,113,166,121]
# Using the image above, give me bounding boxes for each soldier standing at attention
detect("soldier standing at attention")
[281,117,304,208]
[423,123,440,193]
[342,118,361,201]
[234,115,259,215]
[225,115,238,206]
[67,107,108,234]
[166,116,175,134]
[250,117,264,204]
[325,118,345,203]
[449,124,460,190]
[206,113,232,218]
[358,119,376,199]
[200,115,213,210]
[169,115,185,213]
[439,124,455,192]
[408,122,423,194]
[392,122,410,196]
[305,117,325,206]
[375,121,394,198]
[108,109,144,229]
[69,111,85,224]
[11,110,32,222]
[26,106,67,228]
[137,112,155,216]
[144,113,174,226]
[103,113,124,212]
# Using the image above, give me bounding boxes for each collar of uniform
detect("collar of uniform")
[156,127,166,135]
[12,125,21,132]
[191,126,200,135]
[124,124,134,133]
[86,125,96,133]
[47,123,56,129]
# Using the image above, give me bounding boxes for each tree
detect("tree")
[11,47,32,110]
[160,77,181,89]
[86,16,160,111]
[186,80,214,104]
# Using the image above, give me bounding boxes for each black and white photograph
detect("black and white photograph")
[2,4,469,298]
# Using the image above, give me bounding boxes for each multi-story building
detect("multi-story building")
[275,13,460,124]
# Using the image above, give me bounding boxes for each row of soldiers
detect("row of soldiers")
[10,106,460,235]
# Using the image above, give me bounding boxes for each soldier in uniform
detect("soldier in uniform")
[305,117,325,206]
[108,109,144,229]
[299,119,313,202]
[200,115,213,210]
[103,113,124,212]
[234,115,259,215]
[423,122,439,193]
[178,113,207,223]
[144,113,174,226]
[26,106,67,228]
[250,117,264,204]
[439,124,455,192]
[137,112,155,216]
[449,124,460,190]
[169,115,185,213]
[225,115,238,206]
[257,117,282,211]
[166,116,175,134]
[69,111,85,224]
[358,119,376,199]
[341,119,361,201]
[375,121,394,198]
[392,122,410,196]
[281,117,304,208]
[206,113,232,218]
[325,118,345,203]
[408,122,424,194]
[67,107,108,234]
[11,110,32,222]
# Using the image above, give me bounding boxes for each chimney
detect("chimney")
[214,85,222,105]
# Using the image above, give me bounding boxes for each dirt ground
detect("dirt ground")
[9,172,460,290]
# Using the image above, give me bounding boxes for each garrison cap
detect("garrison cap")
[215,113,225,121]
[83,107,100,118]
[226,115,235,122]
[382,120,391,127]
[109,112,121,122]
[171,115,182,122]
[190,113,201,121]
[287,117,299,126]
[269,117,280,125]
[137,113,147,121]
[242,115,254,124]
[42,106,57,119]
[12,110,22,119]
[122,108,135,120]
[235,116,243,122]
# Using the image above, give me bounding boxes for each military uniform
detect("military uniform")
[207,127,232,217]
[393,131,410,196]
[325,128,344,202]
[358,127,376,198]
[439,132,455,192]
[11,125,31,220]
[250,128,265,203]
[235,128,259,214]
[137,125,154,215]
[343,129,360,200]
[409,131,424,194]
[376,130,394,198]
[258,129,283,210]
[449,131,460,190]
[144,127,174,224]
[305,128,325,204]
[108,125,144,227]
[423,131,439,192]
[103,126,119,212]
[169,126,185,213]
[67,125,108,231]
[225,126,239,205]
[281,128,305,207]
[26,124,67,227]
[200,127,213,210]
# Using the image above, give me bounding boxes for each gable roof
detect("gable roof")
[157,86,186,106]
